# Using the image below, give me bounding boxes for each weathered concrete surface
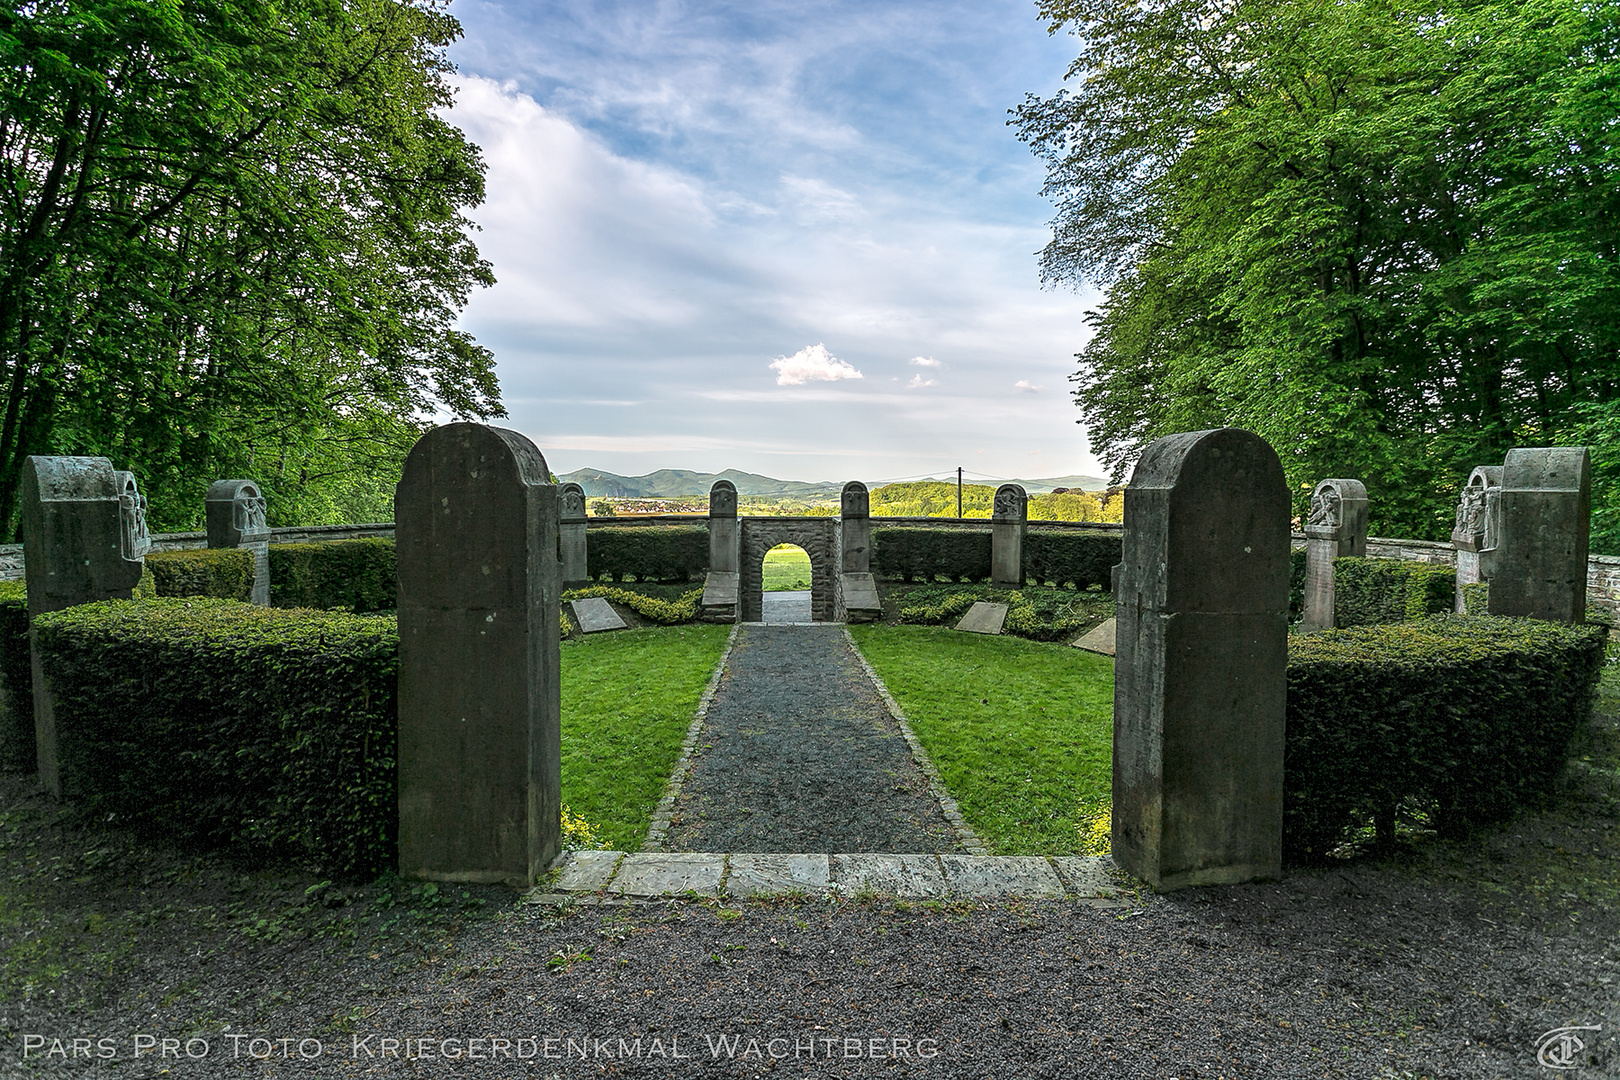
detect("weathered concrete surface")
[838,572,882,621]
[571,596,627,633]
[700,570,739,622]
[830,854,947,899]
[841,481,872,574]
[990,484,1027,586]
[1072,617,1116,656]
[939,855,1064,898]
[760,590,813,624]
[558,482,588,586]
[21,457,149,795]
[205,479,271,605]
[395,423,561,886]
[612,853,724,897]
[1490,447,1591,623]
[955,601,1007,635]
[1301,478,1367,632]
[725,853,831,896]
[1048,857,1122,898]
[708,481,738,573]
[1113,428,1289,892]
[549,850,624,892]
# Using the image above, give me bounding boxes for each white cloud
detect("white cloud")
[1014,380,1042,393]
[909,356,942,367]
[771,344,864,385]
[907,374,938,389]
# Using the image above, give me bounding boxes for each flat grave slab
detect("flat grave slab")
[612,853,725,897]
[955,601,1008,635]
[571,596,628,633]
[548,849,624,892]
[701,571,739,607]
[725,853,831,897]
[939,854,1064,898]
[1072,617,1116,656]
[830,853,946,898]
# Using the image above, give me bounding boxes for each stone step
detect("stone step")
[528,850,1128,905]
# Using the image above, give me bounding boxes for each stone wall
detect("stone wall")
[738,518,839,622]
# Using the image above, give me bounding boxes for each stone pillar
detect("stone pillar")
[1451,466,1503,612]
[990,483,1027,586]
[558,482,588,586]
[20,457,150,795]
[395,423,561,885]
[1488,447,1591,623]
[1300,478,1368,631]
[700,480,739,621]
[1112,428,1289,891]
[205,479,271,604]
[838,481,880,621]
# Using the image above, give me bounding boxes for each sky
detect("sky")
[443,0,1105,487]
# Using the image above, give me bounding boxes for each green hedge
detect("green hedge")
[1022,530,1119,590]
[0,581,30,772]
[873,527,992,582]
[1333,557,1455,626]
[1289,546,1307,621]
[1284,615,1606,861]
[269,538,396,612]
[585,525,707,583]
[146,548,253,601]
[563,586,701,625]
[33,598,398,876]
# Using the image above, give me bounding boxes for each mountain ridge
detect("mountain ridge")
[557,468,1111,499]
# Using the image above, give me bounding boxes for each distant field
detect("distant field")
[761,544,813,591]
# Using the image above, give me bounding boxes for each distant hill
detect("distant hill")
[557,468,1112,499]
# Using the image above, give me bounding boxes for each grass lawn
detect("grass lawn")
[561,624,731,851]
[761,543,812,591]
[848,624,1114,855]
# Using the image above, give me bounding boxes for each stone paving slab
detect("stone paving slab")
[940,854,1065,898]
[955,601,1008,635]
[1072,617,1116,656]
[761,590,812,624]
[612,853,725,897]
[1050,856,1125,897]
[725,853,831,897]
[830,853,947,898]
[549,849,624,892]
[571,596,627,633]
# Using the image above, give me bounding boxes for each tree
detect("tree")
[0,0,500,532]
[1015,0,1620,542]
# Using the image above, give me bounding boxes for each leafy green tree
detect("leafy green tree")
[0,0,500,532]
[1015,0,1620,542]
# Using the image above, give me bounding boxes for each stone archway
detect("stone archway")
[739,518,839,622]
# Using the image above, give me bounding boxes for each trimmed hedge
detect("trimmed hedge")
[1333,557,1455,626]
[1023,530,1120,590]
[146,548,254,601]
[33,598,398,876]
[1289,547,1307,621]
[873,527,991,582]
[0,580,31,772]
[563,585,701,625]
[585,525,707,583]
[269,538,396,612]
[1284,615,1606,861]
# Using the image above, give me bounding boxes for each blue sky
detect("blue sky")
[444,0,1104,486]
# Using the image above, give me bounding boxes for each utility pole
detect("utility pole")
[957,466,963,519]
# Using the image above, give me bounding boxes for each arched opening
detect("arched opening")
[760,543,813,624]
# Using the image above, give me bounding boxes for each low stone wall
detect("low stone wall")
[0,522,396,581]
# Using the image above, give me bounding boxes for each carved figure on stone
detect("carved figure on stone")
[710,480,738,518]
[115,471,152,562]
[559,482,586,521]
[992,484,1026,521]
[1308,484,1341,529]
[235,485,268,536]
[1450,466,1502,552]
[841,481,869,518]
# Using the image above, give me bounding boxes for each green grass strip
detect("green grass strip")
[848,624,1114,855]
[560,624,731,852]
[761,545,813,591]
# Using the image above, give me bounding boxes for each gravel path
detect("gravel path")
[662,624,963,854]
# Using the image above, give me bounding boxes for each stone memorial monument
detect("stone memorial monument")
[395,423,562,885]
[205,479,271,604]
[20,457,150,796]
[558,482,588,586]
[700,479,739,621]
[1451,466,1502,611]
[1489,447,1591,623]
[990,483,1027,586]
[838,480,880,621]
[1300,478,1367,631]
[1113,428,1289,891]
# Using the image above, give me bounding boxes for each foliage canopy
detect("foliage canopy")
[1015,0,1620,543]
[0,0,501,533]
